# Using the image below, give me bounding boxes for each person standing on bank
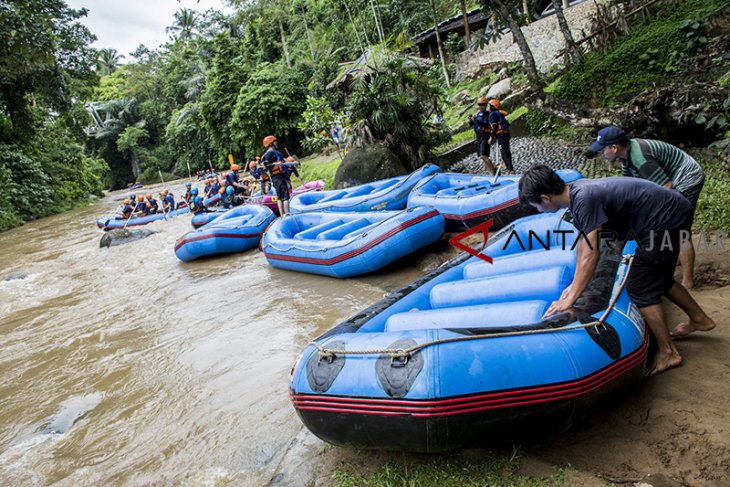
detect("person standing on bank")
[518,165,716,376]
[487,99,514,174]
[588,126,705,289]
[468,97,496,175]
[262,135,290,215]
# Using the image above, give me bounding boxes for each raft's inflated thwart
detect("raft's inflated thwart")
[289,164,440,214]
[174,204,276,262]
[289,211,647,451]
[407,168,583,229]
[262,207,445,278]
[97,194,221,231]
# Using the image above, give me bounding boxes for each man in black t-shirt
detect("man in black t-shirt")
[518,165,716,376]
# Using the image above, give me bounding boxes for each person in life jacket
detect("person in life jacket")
[134,195,150,216]
[189,195,207,214]
[487,98,514,173]
[203,178,214,198]
[145,193,159,214]
[283,156,304,195]
[119,198,135,219]
[207,178,222,199]
[160,189,175,213]
[221,184,245,209]
[262,135,291,215]
[468,96,496,175]
[249,158,271,195]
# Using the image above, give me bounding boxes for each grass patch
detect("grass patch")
[299,153,342,189]
[506,106,529,122]
[442,73,500,130]
[331,452,568,487]
[692,149,730,230]
[432,129,474,154]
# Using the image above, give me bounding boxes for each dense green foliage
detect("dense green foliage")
[0,0,106,230]
[552,0,728,105]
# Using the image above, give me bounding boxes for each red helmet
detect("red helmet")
[477,96,489,105]
[488,98,502,110]
[263,135,277,147]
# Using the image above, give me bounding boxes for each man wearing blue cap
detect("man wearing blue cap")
[589,126,705,290]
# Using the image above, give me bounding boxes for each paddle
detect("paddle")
[122,201,140,230]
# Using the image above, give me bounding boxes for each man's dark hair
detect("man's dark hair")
[614,135,629,147]
[518,164,566,205]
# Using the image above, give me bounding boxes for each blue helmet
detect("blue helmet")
[226,185,234,195]
[193,196,203,205]
[191,187,199,196]
[185,182,191,188]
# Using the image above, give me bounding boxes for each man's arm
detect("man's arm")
[544,228,601,317]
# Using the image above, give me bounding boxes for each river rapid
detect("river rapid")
[0,181,423,486]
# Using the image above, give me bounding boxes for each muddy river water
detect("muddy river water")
[0,181,424,485]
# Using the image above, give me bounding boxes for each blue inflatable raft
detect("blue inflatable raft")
[174,204,276,262]
[97,206,190,230]
[262,207,446,278]
[97,194,222,231]
[289,164,440,214]
[407,168,583,229]
[191,208,229,228]
[289,211,648,451]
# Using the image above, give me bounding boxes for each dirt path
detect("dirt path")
[280,239,730,487]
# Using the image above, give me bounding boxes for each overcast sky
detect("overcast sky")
[66,0,235,58]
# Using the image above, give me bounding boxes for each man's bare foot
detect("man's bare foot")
[670,316,717,337]
[682,278,694,290]
[647,351,683,376]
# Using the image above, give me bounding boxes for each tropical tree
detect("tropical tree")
[166,8,198,41]
[97,48,124,76]
[480,0,542,91]
[551,0,584,65]
[347,52,448,170]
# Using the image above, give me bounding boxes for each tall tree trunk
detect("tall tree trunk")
[459,0,471,49]
[492,0,541,91]
[370,0,385,44]
[278,19,292,69]
[551,0,583,65]
[342,1,365,51]
[353,2,372,46]
[430,0,451,88]
[301,12,317,72]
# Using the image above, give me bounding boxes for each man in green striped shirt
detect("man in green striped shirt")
[589,126,705,291]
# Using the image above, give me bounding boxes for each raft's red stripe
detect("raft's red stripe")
[292,333,648,417]
[174,232,261,251]
[264,210,440,265]
[442,197,519,221]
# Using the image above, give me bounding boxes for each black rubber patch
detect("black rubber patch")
[306,340,346,393]
[375,338,424,398]
[583,315,622,360]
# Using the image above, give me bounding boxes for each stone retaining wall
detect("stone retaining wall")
[457,0,600,78]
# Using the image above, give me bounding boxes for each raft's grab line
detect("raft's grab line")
[442,197,520,221]
[174,231,263,252]
[263,209,440,264]
[310,253,635,362]
[291,334,649,416]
